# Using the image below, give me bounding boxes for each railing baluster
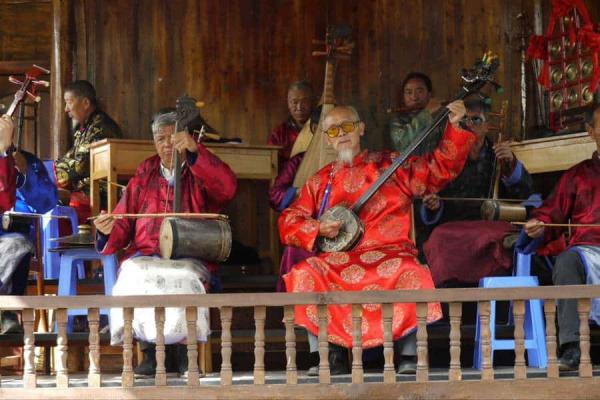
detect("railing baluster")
[55,308,69,388]
[284,305,297,384]
[513,300,526,379]
[254,305,266,384]
[122,307,134,387]
[154,307,166,386]
[220,306,233,385]
[351,304,363,383]
[22,308,36,388]
[416,302,429,382]
[87,308,101,387]
[186,306,200,385]
[544,299,558,378]
[318,304,330,384]
[479,301,494,381]
[382,303,395,383]
[578,298,592,378]
[448,302,462,381]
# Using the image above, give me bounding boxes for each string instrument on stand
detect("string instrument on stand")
[480,100,528,222]
[158,95,232,262]
[1,65,49,233]
[317,53,500,253]
[290,24,354,189]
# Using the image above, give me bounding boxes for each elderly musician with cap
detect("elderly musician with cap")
[93,109,236,377]
[279,102,475,375]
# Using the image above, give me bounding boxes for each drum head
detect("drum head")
[159,218,175,259]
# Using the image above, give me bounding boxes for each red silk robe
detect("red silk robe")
[280,123,475,348]
[100,143,237,260]
[268,117,301,170]
[0,155,16,213]
[532,152,600,249]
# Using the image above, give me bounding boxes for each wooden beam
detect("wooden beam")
[50,0,73,159]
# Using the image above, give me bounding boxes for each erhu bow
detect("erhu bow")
[290,24,354,189]
[318,53,500,253]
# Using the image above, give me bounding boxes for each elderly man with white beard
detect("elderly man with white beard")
[278,103,476,376]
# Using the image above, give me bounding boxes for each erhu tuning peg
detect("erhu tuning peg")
[33,80,50,88]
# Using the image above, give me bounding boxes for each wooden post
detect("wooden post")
[283,305,297,384]
[513,300,526,379]
[578,299,592,378]
[544,299,559,378]
[55,308,69,388]
[318,304,330,384]
[154,307,166,386]
[186,307,200,386]
[382,303,395,383]
[448,302,462,381]
[121,307,134,387]
[416,303,429,382]
[87,308,101,387]
[220,307,233,385]
[22,308,36,389]
[50,0,73,159]
[254,306,266,385]
[351,304,363,383]
[479,301,494,381]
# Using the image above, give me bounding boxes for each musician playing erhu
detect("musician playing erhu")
[280,103,475,375]
[93,109,236,377]
[0,115,57,334]
[55,80,122,221]
[422,97,533,287]
[519,105,600,371]
[389,72,444,155]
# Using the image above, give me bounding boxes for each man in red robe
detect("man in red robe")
[280,103,475,375]
[0,116,16,212]
[521,106,600,371]
[267,81,314,170]
[93,109,236,377]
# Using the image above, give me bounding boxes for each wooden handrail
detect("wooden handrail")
[2,284,600,309]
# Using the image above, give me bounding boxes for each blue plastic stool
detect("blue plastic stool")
[473,275,547,368]
[42,206,85,280]
[56,247,118,333]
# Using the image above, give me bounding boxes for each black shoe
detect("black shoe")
[558,342,580,371]
[134,345,157,377]
[176,344,189,377]
[328,344,350,375]
[396,356,417,375]
[0,312,23,334]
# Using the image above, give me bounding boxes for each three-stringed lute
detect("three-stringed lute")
[317,52,500,253]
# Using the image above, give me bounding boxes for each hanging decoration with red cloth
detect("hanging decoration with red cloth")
[527,0,598,131]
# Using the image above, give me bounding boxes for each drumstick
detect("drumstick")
[88,212,228,221]
[512,221,600,228]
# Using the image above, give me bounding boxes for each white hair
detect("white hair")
[151,112,177,136]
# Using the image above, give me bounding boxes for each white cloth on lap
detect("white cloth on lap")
[110,256,210,346]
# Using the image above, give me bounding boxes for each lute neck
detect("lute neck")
[321,60,336,105]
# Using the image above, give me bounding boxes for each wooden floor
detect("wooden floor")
[1,367,598,388]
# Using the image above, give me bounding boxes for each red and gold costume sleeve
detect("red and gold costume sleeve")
[278,172,323,253]
[399,122,476,197]
[0,154,16,212]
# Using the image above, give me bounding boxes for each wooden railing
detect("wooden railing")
[1,285,600,399]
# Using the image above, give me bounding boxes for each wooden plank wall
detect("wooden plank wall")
[1,0,599,156]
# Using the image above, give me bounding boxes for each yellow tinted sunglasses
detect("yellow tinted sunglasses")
[322,120,360,138]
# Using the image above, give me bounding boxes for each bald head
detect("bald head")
[323,106,361,126]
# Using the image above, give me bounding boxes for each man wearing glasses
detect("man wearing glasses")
[421,97,533,288]
[279,102,475,375]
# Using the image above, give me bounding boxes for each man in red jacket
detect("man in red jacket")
[0,115,16,212]
[93,109,237,377]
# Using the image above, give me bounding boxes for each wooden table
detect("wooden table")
[511,132,596,174]
[89,139,280,269]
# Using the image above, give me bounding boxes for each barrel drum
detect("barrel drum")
[159,217,232,262]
